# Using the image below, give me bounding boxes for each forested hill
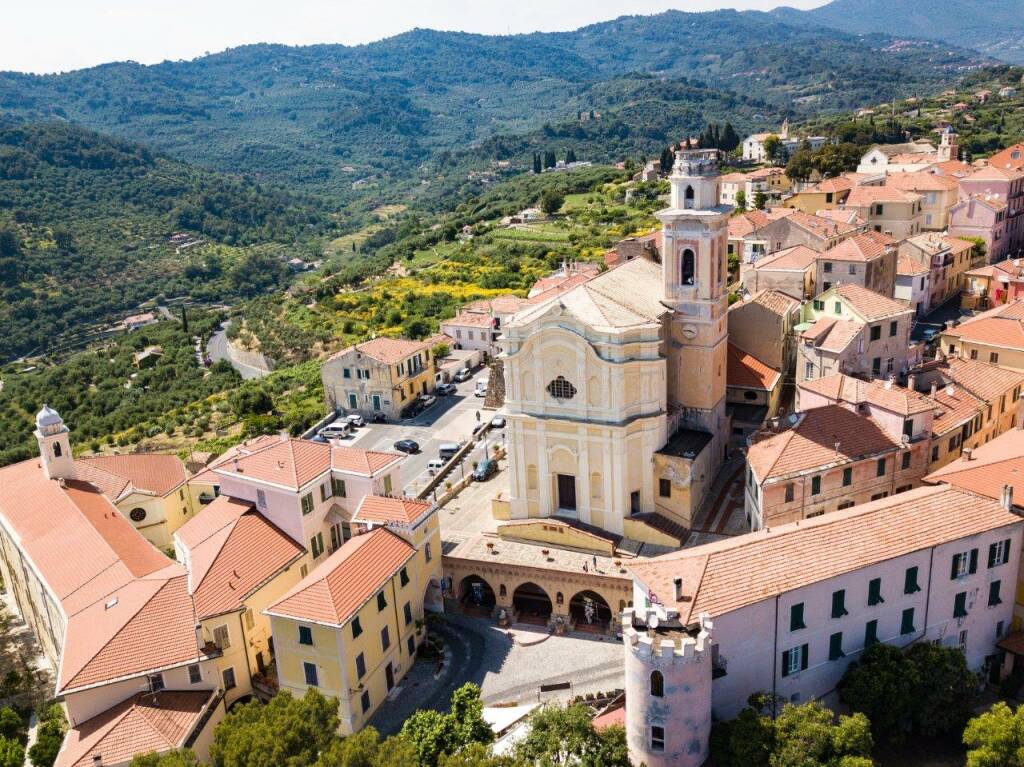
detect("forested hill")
[0,10,983,197]
[0,118,335,360]
[772,0,1024,64]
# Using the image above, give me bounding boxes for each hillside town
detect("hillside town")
[6,69,1024,767]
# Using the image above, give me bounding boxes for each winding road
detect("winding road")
[206,323,271,380]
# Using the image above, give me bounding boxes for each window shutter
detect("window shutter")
[1005,539,1012,563]
[954,591,967,618]
[969,548,978,574]
[951,554,960,580]
[989,543,997,568]
[800,644,809,671]
[781,649,791,677]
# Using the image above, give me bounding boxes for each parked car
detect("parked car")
[320,422,352,439]
[474,378,489,397]
[427,458,446,475]
[473,459,498,481]
[437,383,457,396]
[401,400,425,419]
[393,439,420,454]
[922,327,941,343]
[419,394,437,409]
[438,442,462,461]
[454,368,472,382]
[490,416,506,429]
[345,414,366,428]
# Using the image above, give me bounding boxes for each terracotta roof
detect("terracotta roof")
[442,311,493,328]
[176,497,305,620]
[462,294,532,315]
[934,160,972,177]
[831,283,910,322]
[328,336,429,364]
[897,254,929,276]
[785,210,862,239]
[823,232,895,263]
[844,186,921,206]
[55,690,215,767]
[523,272,597,306]
[75,454,187,500]
[746,289,801,315]
[331,446,405,476]
[906,233,975,256]
[266,528,414,627]
[943,303,1024,350]
[727,343,780,391]
[931,384,984,435]
[728,208,795,238]
[628,485,1019,626]
[939,356,1024,402]
[750,245,818,272]
[352,495,434,527]
[814,208,864,227]
[987,143,1024,172]
[885,172,959,192]
[747,405,900,481]
[809,176,854,193]
[926,429,1024,501]
[800,317,863,354]
[954,194,1009,212]
[798,373,935,416]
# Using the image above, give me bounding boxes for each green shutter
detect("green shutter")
[864,620,878,647]
[901,608,915,635]
[969,548,979,574]
[904,566,920,594]
[831,589,847,618]
[801,644,809,671]
[829,632,844,661]
[954,591,967,618]
[868,578,883,606]
[781,649,791,677]
[989,581,1002,607]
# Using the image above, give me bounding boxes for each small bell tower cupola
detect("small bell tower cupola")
[938,126,959,163]
[34,405,74,481]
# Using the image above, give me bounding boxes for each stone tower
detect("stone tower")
[656,149,730,460]
[623,604,714,767]
[938,127,959,163]
[34,405,74,481]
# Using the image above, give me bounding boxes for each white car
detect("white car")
[454,368,472,382]
[345,414,366,428]
[474,378,489,397]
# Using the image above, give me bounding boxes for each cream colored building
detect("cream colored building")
[322,336,435,420]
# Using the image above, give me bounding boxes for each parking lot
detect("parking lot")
[319,377,506,495]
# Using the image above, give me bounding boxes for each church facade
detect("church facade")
[499,149,732,536]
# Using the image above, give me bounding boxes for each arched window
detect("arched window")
[650,670,664,697]
[681,249,695,286]
[556,592,564,605]
[684,185,695,209]
[53,442,62,458]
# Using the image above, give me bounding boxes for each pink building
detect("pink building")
[623,485,1023,767]
[951,165,1024,262]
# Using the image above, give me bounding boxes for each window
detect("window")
[842,467,852,486]
[813,299,824,311]
[320,482,329,502]
[547,376,577,401]
[837,501,855,510]
[53,442,62,458]
[901,451,911,470]
[311,532,324,559]
[352,617,363,639]
[381,626,391,651]
[954,591,968,618]
[299,625,313,646]
[901,607,916,635]
[931,445,939,462]
[425,542,433,562]
[864,619,878,647]
[408,636,416,656]
[650,725,665,752]
[356,652,366,679]
[970,349,979,360]
[343,368,351,379]
[889,321,897,337]
[989,580,1003,607]
[331,477,346,498]
[148,673,165,692]
[785,484,794,503]
[659,478,672,498]
[303,662,319,687]
[872,358,881,375]
[876,458,886,477]
[361,690,371,713]
[834,301,842,314]
[951,549,978,579]
[301,493,314,515]
[223,667,237,690]
[782,644,809,677]
[829,632,845,661]
[330,524,342,552]
[681,248,695,285]
[213,625,230,650]
[188,664,202,684]
[811,476,821,495]
[256,489,267,511]
[848,264,856,275]
[404,602,413,625]
[650,670,664,697]
[989,539,1011,568]
[377,591,387,611]
[991,352,1000,364]
[383,474,393,494]
[831,589,848,619]
[868,577,884,606]
[824,262,833,273]
[790,603,806,631]
[870,325,881,341]
[904,566,921,594]
[805,361,815,379]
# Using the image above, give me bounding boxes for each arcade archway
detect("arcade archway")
[569,590,612,632]
[512,582,552,625]
[459,575,496,616]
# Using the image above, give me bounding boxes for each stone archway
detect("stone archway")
[512,581,552,625]
[458,575,496,617]
[569,590,613,633]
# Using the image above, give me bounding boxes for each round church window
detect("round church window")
[547,376,577,401]
[129,507,147,523]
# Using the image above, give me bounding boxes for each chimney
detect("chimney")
[908,373,918,392]
[930,382,938,400]
[946,384,955,396]
[279,429,289,443]
[884,376,894,390]
[674,577,684,602]
[835,441,841,457]
[962,447,973,461]
[1002,484,1014,511]
[92,756,103,767]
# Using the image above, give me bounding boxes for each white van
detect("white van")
[474,377,489,397]
[427,459,446,476]
[319,422,352,439]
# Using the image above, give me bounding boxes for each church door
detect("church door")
[557,474,577,511]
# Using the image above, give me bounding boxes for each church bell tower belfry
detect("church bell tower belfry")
[656,149,731,460]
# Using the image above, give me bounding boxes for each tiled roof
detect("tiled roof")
[328,336,429,365]
[939,356,1024,403]
[749,289,801,315]
[930,384,984,435]
[331,446,404,476]
[844,186,921,206]
[814,208,864,227]
[926,429,1024,501]
[628,485,1020,626]
[987,143,1024,172]
[728,209,795,238]
[943,303,1024,350]
[809,176,854,193]
[176,497,304,620]
[55,690,215,767]
[75,454,187,500]
[800,317,863,354]
[897,254,929,276]
[831,283,910,322]
[906,233,975,256]
[885,171,959,192]
[823,232,895,263]
[266,528,414,627]
[798,373,935,416]
[747,405,900,481]
[463,294,532,315]
[751,246,818,272]
[352,495,434,527]
[955,194,1009,212]
[442,312,493,328]
[785,210,861,239]
[523,273,596,306]
[727,343,780,391]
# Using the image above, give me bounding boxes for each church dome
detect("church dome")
[35,404,64,430]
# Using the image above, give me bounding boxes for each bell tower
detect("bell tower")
[34,405,74,481]
[938,127,959,163]
[656,149,731,461]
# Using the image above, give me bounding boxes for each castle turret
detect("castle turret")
[34,405,74,481]
[622,605,714,767]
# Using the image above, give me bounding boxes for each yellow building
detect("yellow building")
[75,453,198,549]
[266,527,425,733]
[174,495,308,706]
[321,336,435,421]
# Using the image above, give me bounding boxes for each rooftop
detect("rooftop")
[943,300,1024,351]
[798,373,935,416]
[749,246,818,272]
[822,231,896,263]
[328,336,429,365]
[800,317,863,354]
[656,429,714,461]
[75,453,187,501]
[352,495,434,528]
[727,343,780,391]
[829,283,911,322]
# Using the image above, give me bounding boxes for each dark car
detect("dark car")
[393,439,420,454]
[437,383,457,396]
[473,459,498,481]
[401,400,425,419]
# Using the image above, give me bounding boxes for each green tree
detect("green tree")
[721,122,741,153]
[786,149,816,183]
[734,190,747,212]
[437,743,518,767]
[0,738,23,767]
[229,386,273,417]
[540,188,565,216]
[130,750,200,767]
[400,684,493,767]
[0,709,22,743]
[28,722,63,767]
[762,135,783,162]
[514,704,629,767]
[753,191,768,210]
[838,643,919,743]
[313,728,419,767]
[210,689,340,767]
[963,701,1024,767]
[907,642,978,737]
[960,235,987,263]
[532,153,542,174]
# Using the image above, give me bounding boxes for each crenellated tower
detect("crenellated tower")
[623,604,714,767]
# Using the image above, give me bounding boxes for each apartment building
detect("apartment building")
[322,337,435,420]
[815,231,898,297]
[895,254,931,316]
[741,245,817,300]
[941,300,1024,371]
[839,186,925,241]
[901,233,977,310]
[885,172,960,230]
[962,257,1024,311]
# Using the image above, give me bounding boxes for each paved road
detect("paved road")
[206,323,271,380]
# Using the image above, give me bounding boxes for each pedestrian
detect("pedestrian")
[592,554,598,570]
[583,561,588,573]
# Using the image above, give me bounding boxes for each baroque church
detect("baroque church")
[499,149,732,536]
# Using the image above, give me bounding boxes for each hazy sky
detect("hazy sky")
[4,0,828,74]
